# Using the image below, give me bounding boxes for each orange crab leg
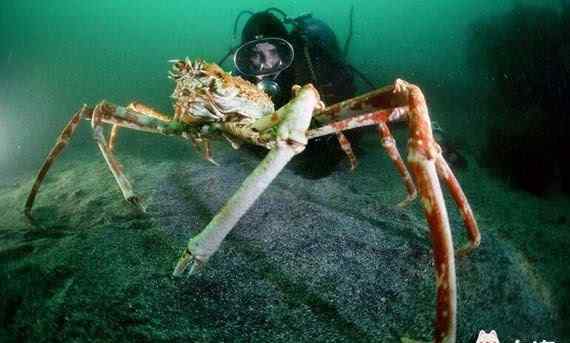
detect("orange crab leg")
[309,79,480,342]
[24,107,85,220]
[409,155,457,343]
[435,156,480,256]
[308,108,399,138]
[377,122,417,207]
[395,79,460,343]
[335,131,358,170]
[91,102,145,212]
[108,98,171,151]
[307,108,417,207]
[313,84,409,123]
[24,101,181,219]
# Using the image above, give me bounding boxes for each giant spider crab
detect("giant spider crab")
[24,59,480,343]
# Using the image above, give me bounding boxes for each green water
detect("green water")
[0,0,538,177]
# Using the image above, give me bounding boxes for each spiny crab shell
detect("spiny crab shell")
[169,58,275,124]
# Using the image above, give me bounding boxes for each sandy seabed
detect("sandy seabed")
[0,133,568,342]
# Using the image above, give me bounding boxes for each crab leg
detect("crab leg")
[313,84,409,123]
[91,102,144,211]
[108,124,120,151]
[435,155,480,256]
[335,131,358,170]
[409,154,456,343]
[24,107,86,219]
[307,109,417,207]
[173,141,301,275]
[24,101,176,218]
[311,80,479,341]
[394,79,458,343]
[377,123,417,207]
[88,101,173,135]
[307,108,407,138]
[88,101,183,211]
[173,84,321,276]
[126,101,172,122]
[109,101,171,150]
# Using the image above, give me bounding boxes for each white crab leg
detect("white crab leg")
[173,84,322,276]
[172,141,299,275]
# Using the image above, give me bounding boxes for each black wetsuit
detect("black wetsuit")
[238,13,360,179]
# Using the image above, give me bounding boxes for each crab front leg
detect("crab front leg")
[173,84,322,276]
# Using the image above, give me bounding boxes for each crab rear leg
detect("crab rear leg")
[307,109,417,207]
[378,122,418,207]
[335,131,358,170]
[435,156,480,256]
[173,84,322,276]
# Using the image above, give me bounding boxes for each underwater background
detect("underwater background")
[1,0,569,342]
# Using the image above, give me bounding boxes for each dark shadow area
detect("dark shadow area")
[242,130,364,180]
[467,3,570,196]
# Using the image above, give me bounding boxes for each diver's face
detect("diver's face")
[250,42,282,72]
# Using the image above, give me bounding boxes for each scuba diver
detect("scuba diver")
[218,8,376,179]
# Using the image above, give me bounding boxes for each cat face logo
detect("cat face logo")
[476,330,500,343]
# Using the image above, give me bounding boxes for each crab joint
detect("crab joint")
[251,111,283,132]
[252,84,321,138]
[276,84,321,146]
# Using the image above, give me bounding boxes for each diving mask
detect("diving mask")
[234,37,294,98]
